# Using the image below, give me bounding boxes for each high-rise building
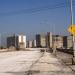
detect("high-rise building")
[26,41,29,48]
[7,34,26,49]
[67,35,73,49]
[26,40,33,48]
[53,35,63,48]
[29,41,33,48]
[36,34,46,47]
[32,40,36,47]
[7,35,18,49]
[63,36,67,48]
[18,35,26,49]
[46,32,53,48]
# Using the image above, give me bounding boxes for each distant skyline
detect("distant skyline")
[0,0,75,38]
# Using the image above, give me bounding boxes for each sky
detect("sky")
[0,0,75,39]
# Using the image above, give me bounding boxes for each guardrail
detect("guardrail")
[56,48,73,55]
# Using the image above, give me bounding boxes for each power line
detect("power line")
[0,1,75,16]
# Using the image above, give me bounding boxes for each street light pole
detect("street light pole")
[70,0,75,64]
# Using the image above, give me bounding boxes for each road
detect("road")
[0,50,75,75]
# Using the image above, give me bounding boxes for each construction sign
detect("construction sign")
[68,25,75,36]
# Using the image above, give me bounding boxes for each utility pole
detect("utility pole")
[70,0,73,25]
[70,0,75,64]
[15,34,16,49]
[53,24,57,55]
[0,34,1,49]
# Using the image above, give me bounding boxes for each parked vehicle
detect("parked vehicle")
[40,49,45,52]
